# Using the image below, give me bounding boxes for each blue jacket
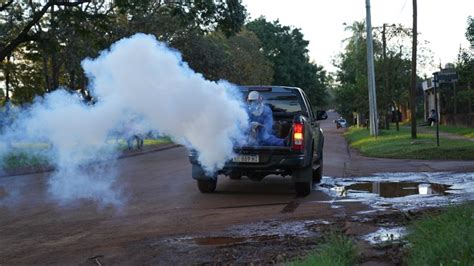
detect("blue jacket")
[248,105,284,146]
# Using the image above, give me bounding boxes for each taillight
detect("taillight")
[292,122,304,151]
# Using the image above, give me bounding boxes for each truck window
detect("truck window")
[258,92,303,113]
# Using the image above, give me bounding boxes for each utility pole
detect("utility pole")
[365,0,378,136]
[382,24,390,130]
[410,0,418,139]
[433,72,440,147]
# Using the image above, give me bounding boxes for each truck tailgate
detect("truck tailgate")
[229,146,304,166]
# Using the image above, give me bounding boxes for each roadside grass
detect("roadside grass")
[2,150,50,170]
[345,127,474,160]
[114,137,172,150]
[289,233,357,266]
[1,137,172,170]
[424,124,474,139]
[406,202,474,265]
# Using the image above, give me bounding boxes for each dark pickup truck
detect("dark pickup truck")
[189,86,327,196]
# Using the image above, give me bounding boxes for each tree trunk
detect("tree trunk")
[410,0,418,139]
[50,5,60,91]
[469,81,472,113]
[42,52,51,92]
[69,70,76,91]
[51,51,59,90]
[5,54,11,101]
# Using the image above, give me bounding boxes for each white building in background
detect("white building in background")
[422,78,440,121]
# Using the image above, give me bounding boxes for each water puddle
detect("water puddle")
[347,182,451,198]
[318,172,474,211]
[363,227,407,245]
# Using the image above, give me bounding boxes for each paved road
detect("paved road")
[1,111,472,264]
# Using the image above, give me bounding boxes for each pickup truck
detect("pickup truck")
[188,86,327,196]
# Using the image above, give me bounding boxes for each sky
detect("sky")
[242,0,473,76]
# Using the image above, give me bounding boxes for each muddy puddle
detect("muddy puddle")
[347,181,451,198]
[363,226,407,245]
[318,172,474,211]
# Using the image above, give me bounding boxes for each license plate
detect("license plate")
[232,155,259,163]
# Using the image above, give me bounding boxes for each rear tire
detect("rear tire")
[313,158,323,184]
[293,164,313,197]
[197,179,217,193]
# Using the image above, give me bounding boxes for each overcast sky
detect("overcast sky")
[242,0,473,75]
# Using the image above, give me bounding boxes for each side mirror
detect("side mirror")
[316,110,328,120]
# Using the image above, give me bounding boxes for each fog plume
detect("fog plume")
[0,33,248,206]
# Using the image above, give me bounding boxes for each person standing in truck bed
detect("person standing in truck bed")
[246,91,285,146]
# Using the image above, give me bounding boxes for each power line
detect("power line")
[397,0,408,21]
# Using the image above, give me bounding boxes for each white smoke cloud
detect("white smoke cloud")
[0,33,248,206]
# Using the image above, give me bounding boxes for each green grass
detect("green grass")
[2,151,50,170]
[345,127,474,160]
[114,137,172,150]
[406,203,474,265]
[143,137,171,145]
[1,137,172,170]
[428,125,474,139]
[289,233,357,266]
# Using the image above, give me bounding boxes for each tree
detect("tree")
[0,0,91,62]
[246,17,329,107]
[0,0,249,105]
[174,30,273,85]
[334,20,417,127]
[467,16,474,48]
[454,18,474,114]
[334,21,370,121]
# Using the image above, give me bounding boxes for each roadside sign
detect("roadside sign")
[437,73,458,83]
[436,69,458,83]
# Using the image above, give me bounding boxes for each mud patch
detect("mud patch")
[192,235,279,246]
[0,186,7,199]
[280,200,300,213]
[149,220,332,264]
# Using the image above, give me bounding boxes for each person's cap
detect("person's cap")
[247,91,261,101]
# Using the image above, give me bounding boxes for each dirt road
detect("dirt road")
[1,112,473,264]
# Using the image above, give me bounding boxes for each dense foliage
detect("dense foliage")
[334,17,474,125]
[0,0,329,109]
[247,18,328,107]
[333,21,417,127]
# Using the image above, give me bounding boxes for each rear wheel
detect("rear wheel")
[313,158,323,183]
[197,179,217,193]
